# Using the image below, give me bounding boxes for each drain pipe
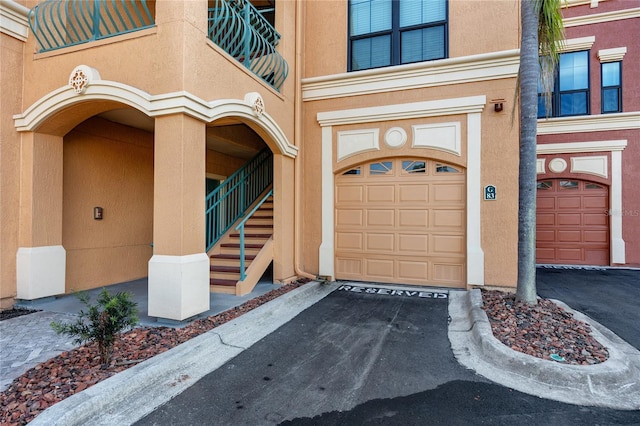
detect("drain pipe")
[292,0,317,282]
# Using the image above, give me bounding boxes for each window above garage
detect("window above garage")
[348,0,448,72]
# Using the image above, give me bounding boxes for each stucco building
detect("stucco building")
[1,0,638,322]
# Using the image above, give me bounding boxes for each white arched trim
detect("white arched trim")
[317,95,486,285]
[13,80,298,158]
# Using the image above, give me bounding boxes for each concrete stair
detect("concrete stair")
[209,197,273,295]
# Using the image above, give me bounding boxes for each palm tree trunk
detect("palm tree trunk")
[516,0,539,304]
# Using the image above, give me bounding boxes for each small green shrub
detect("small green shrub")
[51,288,138,365]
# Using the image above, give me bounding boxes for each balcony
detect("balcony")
[29,0,155,52]
[208,0,288,91]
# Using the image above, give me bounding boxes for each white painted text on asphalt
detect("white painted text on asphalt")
[337,285,447,299]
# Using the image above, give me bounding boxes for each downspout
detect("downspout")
[293,0,316,281]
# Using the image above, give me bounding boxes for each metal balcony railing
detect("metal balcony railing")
[29,0,155,53]
[208,0,288,91]
[206,148,273,252]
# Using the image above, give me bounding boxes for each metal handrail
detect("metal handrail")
[208,0,288,91]
[29,0,155,53]
[205,148,273,252]
[235,188,273,281]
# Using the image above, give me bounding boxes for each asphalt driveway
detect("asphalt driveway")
[537,267,640,349]
[136,283,640,425]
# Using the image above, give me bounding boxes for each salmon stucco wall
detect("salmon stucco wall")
[62,117,153,292]
[0,33,25,308]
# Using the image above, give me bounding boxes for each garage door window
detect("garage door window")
[402,160,426,173]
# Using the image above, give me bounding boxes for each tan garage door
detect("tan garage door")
[335,158,466,288]
[536,179,609,265]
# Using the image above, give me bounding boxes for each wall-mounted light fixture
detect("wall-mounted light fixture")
[93,206,103,220]
[492,99,505,112]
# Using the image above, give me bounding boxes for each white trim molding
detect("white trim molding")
[13,75,298,158]
[16,246,66,300]
[598,47,627,63]
[564,7,640,27]
[337,129,380,161]
[570,155,607,178]
[537,112,640,135]
[0,0,29,41]
[559,36,596,52]
[302,49,519,101]
[148,253,210,321]
[412,122,462,156]
[537,140,627,264]
[562,0,608,8]
[317,95,486,285]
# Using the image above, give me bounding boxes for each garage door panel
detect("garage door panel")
[432,209,464,228]
[537,213,555,226]
[536,230,556,241]
[399,185,428,202]
[557,196,581,209]
[584,230,608,243]
[536,247,556,261]
[433,263,464,283]
[365,233,395,251]
[585,249,608,264]
[557,230,581,242]
[336,186,364,203]
[557,248,583,261]
[584,213,608,226]
[432,184,464,203]
[336,209,363,226]
[583,196,607,209]
[537,197,555,209]
[365,258,395,279]
[398,234,428,254]
[432,235,464,254]
[335,258,362,276]
[367,210,395,227]
[398,260,429,281]
[367,185,395,203]
[336,233,363,250]
[399,210,428,228]
[557,213,581,226]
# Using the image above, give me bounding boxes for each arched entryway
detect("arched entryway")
[334,157,466,288]
[536,178,609,265]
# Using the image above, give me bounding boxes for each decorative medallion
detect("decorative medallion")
[68,65,101,94]
[244,92,265,116]
[384,127,407,149]
[548,158,567,173]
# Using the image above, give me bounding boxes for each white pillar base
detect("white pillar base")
[467,247,485,286]
[612,237,626,265]
[16,246,66,300]
[148,253,210,321]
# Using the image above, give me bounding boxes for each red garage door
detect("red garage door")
[536,179,609,265]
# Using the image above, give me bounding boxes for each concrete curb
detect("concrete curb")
[30,281,340,426]
[448,289,640,410]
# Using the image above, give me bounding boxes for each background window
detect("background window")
[350,0,448,72]
[538,51,590,118]
[601,61,622,113]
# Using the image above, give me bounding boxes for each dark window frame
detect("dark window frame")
[538,50,591,118]
[601,61,622,114]
[347,0,449,72]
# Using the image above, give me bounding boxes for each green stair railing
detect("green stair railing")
[208,0,288,91]
[29,0,155,53]
[206,148,273,252]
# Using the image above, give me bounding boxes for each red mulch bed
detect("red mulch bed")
[0,280,309,425]
[482,290,609,365]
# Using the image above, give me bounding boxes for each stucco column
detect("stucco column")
[16,132,66,300]
[272,154,296,282]
[148,114,209,321]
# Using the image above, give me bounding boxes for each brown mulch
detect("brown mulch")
[0,279,309,426]
[481,290,609,365]
[0,309,40,322]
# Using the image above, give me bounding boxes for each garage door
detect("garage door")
[536,179,609,265]
[334,158,466,288]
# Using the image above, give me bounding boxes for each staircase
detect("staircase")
[209,194,273,295]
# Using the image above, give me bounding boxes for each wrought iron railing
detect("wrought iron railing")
[208,0,288,91]
[206,148,273,252]
[29,0,155,53]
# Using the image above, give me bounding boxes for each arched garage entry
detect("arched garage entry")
[334,158,466,288]
[536,178,609,265]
